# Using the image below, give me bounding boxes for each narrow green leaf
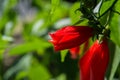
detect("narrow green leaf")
[60,50,68,62]
[109,46,120,80]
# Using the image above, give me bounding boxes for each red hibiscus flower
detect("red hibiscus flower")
[49,26,93,51]
[80,40,109,80]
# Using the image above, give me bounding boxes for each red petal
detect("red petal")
[49,26,93,51]
[69,46,80,59]
[80,40,109,80]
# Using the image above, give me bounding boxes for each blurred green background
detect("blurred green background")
[0,0,80,80]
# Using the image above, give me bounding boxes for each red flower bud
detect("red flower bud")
[49,26,93,51]
[80,40,109,80]
[69,46,80,59]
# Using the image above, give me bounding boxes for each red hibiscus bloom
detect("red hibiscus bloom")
[80,40,109,80]
[69,46,80,59]
[49,26,93,51]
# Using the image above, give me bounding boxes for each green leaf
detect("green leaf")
[0,76,2,80]
[109,46,120,80]
[0,42,7,49]
[60,50,68,62]
[51,0,60,15]
[100,0,115,16]
[0,16,9,31]
[28,64,51,80]
[109,13,120,47]
[0,49,4,59]
[50,2,69,23]
[28,58,51,80]
[69,2,81,24]
[113,0,120,14]
[0,37,8,50]
[56,74,66,80]
[109,0,120,46]
[15,71,28,80]
[9,39,51,55]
